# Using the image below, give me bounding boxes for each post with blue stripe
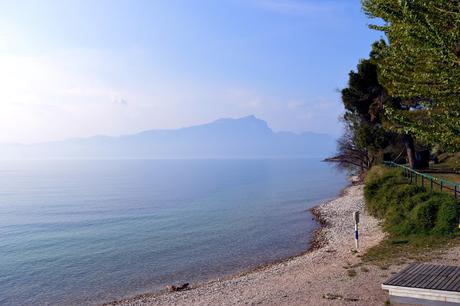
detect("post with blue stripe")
[354,211,360,250]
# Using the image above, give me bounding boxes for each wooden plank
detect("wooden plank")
[422,265,456,289]
[394,264,433,287]
[442,275,460,291]
[399,264,433,287]
[409,264,440,288]
[384,263,419,285]
[453,278,460,292]
[402,265,428,287]
[383,264,460,292]
[430,266,458,290]
[385,263,426,286]
[446,274,460,292]
[430,266,456,290]
[420,265,451,289]
[443,268,460,291]
[447,275,460,292]
[439,268,460,291]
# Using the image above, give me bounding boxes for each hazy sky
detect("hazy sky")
[0,0,381,144]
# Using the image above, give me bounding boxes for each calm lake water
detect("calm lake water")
[0,159,347,305]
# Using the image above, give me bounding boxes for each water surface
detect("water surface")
[0,159,347,305]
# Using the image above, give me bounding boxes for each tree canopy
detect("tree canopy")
[326,47,399,174]
[362,0,460,151]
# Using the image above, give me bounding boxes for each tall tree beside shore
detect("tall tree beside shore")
[326,46,399,174]
[362,0,460,152]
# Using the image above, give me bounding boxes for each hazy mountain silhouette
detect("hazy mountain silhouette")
[1,116,336,159]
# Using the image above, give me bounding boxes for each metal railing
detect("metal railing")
[383,161,460,200]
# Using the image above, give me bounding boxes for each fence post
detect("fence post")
[384,162,459,201]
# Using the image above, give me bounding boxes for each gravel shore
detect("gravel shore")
[107,185,390,306]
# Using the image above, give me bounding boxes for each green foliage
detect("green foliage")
[434,196,459,235]
[362,0,460,151]
[364,165,392,184]
[341,58,383,120]
[355,124,389,156]
[326,44,405,175]
[364,166,459,236]
[409,200,438,234]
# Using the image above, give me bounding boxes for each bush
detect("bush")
[409,200,438,234]
[434,195,458,235]
[384,205,407,233]
[401,192,431,212]
[364,166,459,237]
[364,166,405,218]
[364,166,401,201]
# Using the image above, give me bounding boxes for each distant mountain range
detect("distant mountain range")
[1,116,336,159]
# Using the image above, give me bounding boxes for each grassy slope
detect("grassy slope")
[362,166,460,266]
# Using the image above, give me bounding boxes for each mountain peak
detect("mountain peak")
[240,114,257,120]
[213,114,260,123]
[208,115,271,134]
[0,116,336,159]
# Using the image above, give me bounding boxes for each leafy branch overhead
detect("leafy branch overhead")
[362,0,460,151]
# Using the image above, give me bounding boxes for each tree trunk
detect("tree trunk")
[403,134,417,169]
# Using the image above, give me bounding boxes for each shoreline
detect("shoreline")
[106,183,389,306]
[103,195,337,305]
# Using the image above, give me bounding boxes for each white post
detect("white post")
[354,211,360,250]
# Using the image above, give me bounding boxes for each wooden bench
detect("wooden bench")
[382,263,460,305]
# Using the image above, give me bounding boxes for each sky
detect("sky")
[0,0,382,144]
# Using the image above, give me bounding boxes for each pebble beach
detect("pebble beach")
[106,184,395,306]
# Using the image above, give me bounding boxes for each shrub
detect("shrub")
[434,195,458,235]
[364,166,401,201]
[409,200,438,234]
[364,167,405,218]
[384,205,407,234]
[364,165,392,184]
[364,166,459,237]
[401,192,431,213]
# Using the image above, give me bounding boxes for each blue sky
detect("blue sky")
[0,0,381,143]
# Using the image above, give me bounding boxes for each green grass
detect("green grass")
[363,234,460,266]
[365,166,458,236]
[362,165,460,265]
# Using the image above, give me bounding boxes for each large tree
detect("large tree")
[362,0,460,152]
[326,48,398,174]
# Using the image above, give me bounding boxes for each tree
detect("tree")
[326,48,398,174]
[325,128,376,174]
[362,0,460,152]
